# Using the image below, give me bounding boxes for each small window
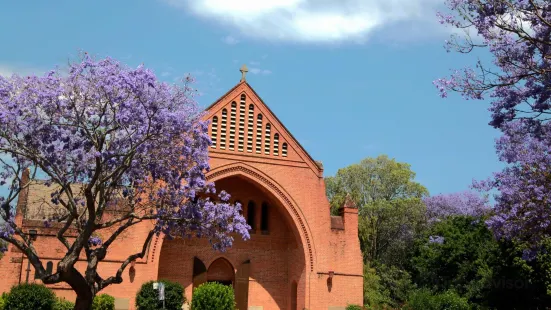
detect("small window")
[35,261,53,279]
[211,116,218,148]
[247,201,256,231]
[229,103,236,150]
[241,94,246,101]
[247,105,254,153]
[256,114,263,154]
[273,133,279,156]
[282,143,288,157]
[238,100,245,152]
[46,261,53,275]
[261,202,269,234]
[220,109,227,149]
[264,124,271,155]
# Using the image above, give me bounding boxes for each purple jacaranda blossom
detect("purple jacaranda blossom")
[472,120,551,259]
[0,54,250,307]
[88,236,102,247]
[434,0,551,135]
[428,235,445,244]
[423,191,491,223]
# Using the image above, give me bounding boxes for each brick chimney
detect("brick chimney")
[14,167,31,226]
[338,194,358,232]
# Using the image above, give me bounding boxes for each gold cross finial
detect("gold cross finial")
[240,64,248,82]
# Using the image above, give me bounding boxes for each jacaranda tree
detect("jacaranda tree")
[423,191,490,224]
[435,0,551,257]
[0,54,249,309]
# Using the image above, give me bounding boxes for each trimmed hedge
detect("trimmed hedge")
[53,297,74,310]
[92,294,115,310]
[346,305,363,310]
[191,282,235,310]
[4,283,55,310]
[136,280,185,310]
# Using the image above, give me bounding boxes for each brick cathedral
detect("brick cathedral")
[0,67,363,310]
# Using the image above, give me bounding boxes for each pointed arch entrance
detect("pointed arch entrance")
[156,163,310,309]
[207,258,234,286]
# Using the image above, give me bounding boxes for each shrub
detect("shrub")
[346,305,363,310]
[136,280,185,310]
[92,294,115,310]
[53,297,74,310]
[404,288,470,310]
[0,292,8,310]
[191,282,235,310]
[4,283,55,310]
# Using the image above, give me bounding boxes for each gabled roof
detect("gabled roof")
[204,80,323,176]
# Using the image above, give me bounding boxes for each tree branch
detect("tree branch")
[98,230,154,289]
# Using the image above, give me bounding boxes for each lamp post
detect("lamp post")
[25,229,38,283]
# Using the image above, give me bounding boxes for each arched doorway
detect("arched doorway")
[157,170,308,310]
[207,258,234,286]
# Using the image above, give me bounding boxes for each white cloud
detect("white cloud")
[249,67,272,75]
[165,0,446,43]
[223,35,240,45]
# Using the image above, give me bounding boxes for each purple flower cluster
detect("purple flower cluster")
[88,236,102,247]
[428,235,445,244]
[434,0,551,133]
[423,191,491,223]
[473,121,551,254]
[0,54,249,254]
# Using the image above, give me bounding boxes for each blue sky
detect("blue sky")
[0,0,503,196]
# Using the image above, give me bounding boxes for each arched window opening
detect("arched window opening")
[229,102,236,150]
[256,114,263,154]
[46,261,53,275]
[211,116,218,148]
[264,124,271,155]
[220,109,227,149]
[261,202,269,234]
[36,261,54,279]
[282,142,288,157]
[247,201,256,232]
[247,104,254,153]
[238,98,245,152]
[273,133,280,156]
[241,94,246,101]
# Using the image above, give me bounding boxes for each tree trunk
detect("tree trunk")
[74,295,94,310]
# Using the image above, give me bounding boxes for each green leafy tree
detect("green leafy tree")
[326,155,428,266]
[363,264,392,309]
[410,215,551,309]
[410,216,496,302]
[404,288,470,310]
